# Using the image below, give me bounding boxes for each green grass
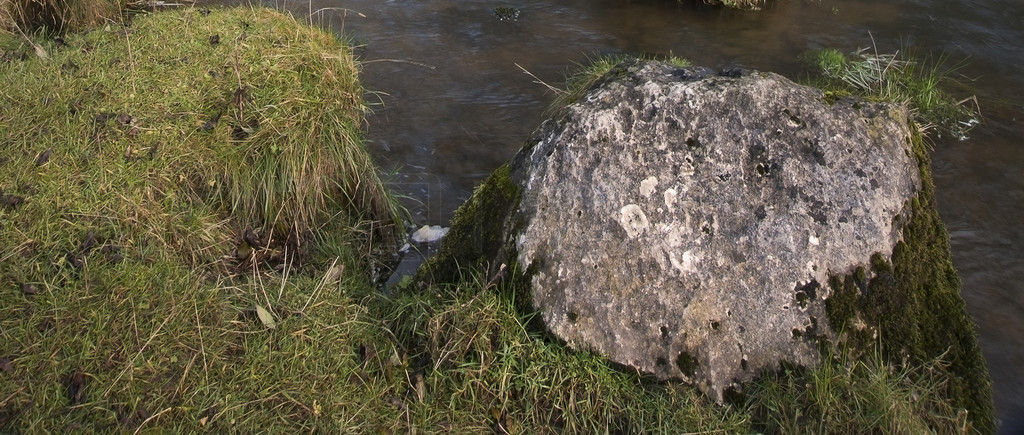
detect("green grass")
[0,6,986,433]
[806,46,978,139]
[746,345,971,433]
[0,5,402,432]
[376,268,978,433]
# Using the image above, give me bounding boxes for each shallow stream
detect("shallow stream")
[211,0,1023,430]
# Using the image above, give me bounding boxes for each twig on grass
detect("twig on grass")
[105,312,175,397]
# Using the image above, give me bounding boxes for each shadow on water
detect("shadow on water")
[207,0,1023,430]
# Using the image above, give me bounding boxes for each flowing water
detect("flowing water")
[212,0,1024,429]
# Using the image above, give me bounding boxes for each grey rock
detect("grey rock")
[508,60,920,400]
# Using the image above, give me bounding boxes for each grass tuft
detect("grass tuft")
[547,53,690,118]
[806,45,979,140]
[746,344,971,433]
[374,271,751,433]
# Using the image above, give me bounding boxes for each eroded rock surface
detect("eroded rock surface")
[510,60,920,400]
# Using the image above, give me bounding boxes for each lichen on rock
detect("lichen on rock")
[509,59,926,401]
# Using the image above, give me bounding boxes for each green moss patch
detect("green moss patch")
[825,126,995,433]
[410,163,522,288]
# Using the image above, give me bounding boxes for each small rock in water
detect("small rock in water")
[494,6,520,21]
[411,225,449,243]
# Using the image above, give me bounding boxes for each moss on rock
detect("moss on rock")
[826,126,995,433]
[411,163,522,287]
[408,57,994,433]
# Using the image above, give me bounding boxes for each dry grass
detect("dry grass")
[1,0,127,34]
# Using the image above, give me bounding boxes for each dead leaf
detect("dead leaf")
[348,371,366,386]
[80,231,97,253]
[255,304,276,329]
[490,407,514,434]
[37,317,54,333]
[325,263,345,284]
[100,244,123,263]
[358,343,377,366]
[35,149,52,166]
[235,244,252,261]
[20,283,38,295]
[243,229,262,248]
[199,111,221,132]
[32,43,48,59]
[66,252,84,269]
[0,357,13,374]
[387,396,407,412]
[413,372,425,403]
[67,367,85,404]
[1,194,24,209]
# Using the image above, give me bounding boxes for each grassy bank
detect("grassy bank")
[0,6,403,431]
[0,7,986,433]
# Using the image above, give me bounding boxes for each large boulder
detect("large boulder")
[414,59,993,429]
[513,62,920,399]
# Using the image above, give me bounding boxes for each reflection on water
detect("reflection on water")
[211,0,1023,430]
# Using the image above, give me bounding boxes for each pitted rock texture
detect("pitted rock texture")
[510,60,920,400]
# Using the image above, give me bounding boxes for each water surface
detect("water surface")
[212,0,1024,430]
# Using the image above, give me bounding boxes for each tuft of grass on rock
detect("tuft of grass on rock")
[547,53,690,117]
[806,46,979,140]
[712,0,766,10]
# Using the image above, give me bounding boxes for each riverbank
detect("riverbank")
[0,6,407,431]
[0,5,987,432]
